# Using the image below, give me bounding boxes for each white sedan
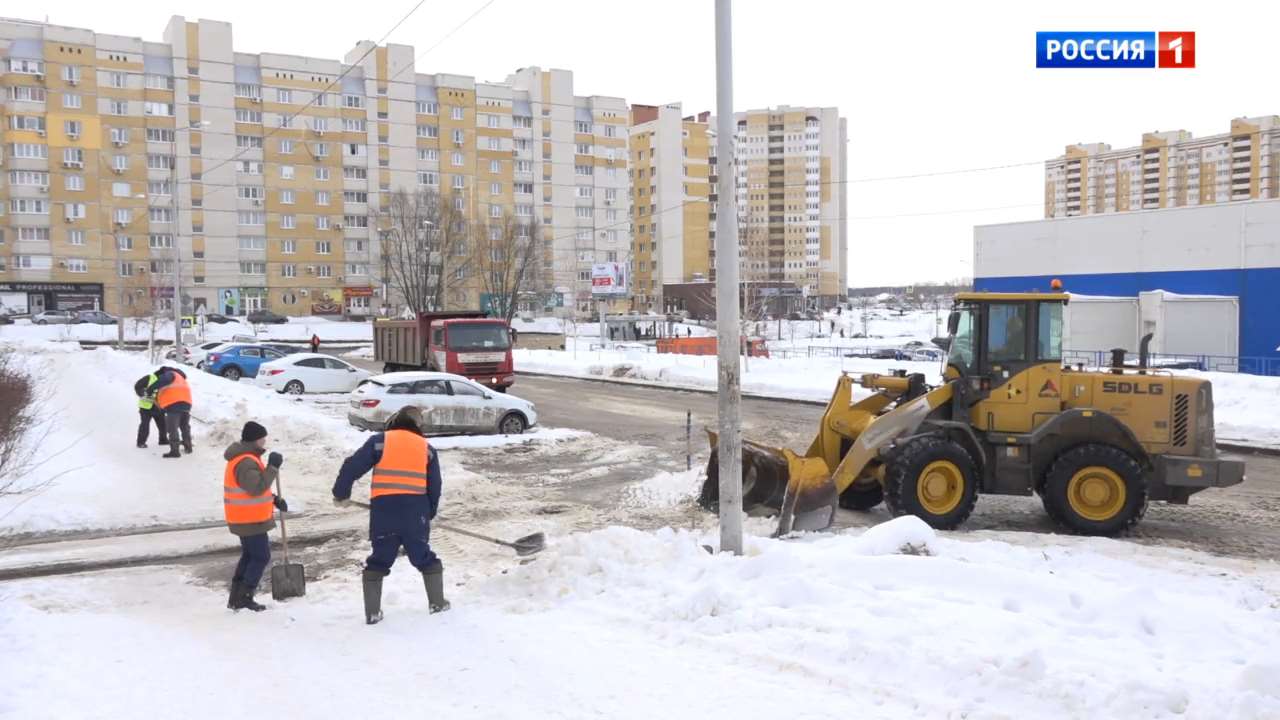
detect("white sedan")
[256,353,371,394]
[347,371,537,435]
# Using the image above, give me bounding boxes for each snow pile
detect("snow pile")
[1184,370,1280,447]
[0,344,583,535]
[623,468,701,508]
[516,346,943,402]
[3,519,1280,717]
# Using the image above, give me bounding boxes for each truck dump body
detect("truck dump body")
[373,311,515,389]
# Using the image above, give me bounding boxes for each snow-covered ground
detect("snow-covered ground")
[0,340,583,536]
[3,518,1278,718]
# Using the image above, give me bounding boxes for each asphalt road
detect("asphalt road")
[469,373,1280,560]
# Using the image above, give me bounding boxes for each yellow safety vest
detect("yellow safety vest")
[138,373,158,410]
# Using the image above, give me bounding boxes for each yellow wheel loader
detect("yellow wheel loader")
[699,291,1245,537]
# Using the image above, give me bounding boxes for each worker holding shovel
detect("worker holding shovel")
[222,421,288,612]
[333,406,449,625]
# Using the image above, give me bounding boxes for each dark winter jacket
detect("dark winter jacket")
[223,441,279,537]
[332,433,441,519]
[153,367,192,413]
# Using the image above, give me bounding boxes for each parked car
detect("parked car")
[0,314,13,325]
[203,313,239,324]
[247,309,288,324]
[204,344,288,381]
[178,341,233,369]
[347,371,537,435]
[908,348,947,362]
[256,353,371,395]
[33,310,76,325]
[258,343,304,356]
[76,310,118,325]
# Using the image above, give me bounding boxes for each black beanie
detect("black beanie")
[241,421,268,443]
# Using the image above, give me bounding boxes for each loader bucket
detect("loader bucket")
[699,432,839,535]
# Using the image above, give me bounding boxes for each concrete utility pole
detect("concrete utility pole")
[714,0,743,555]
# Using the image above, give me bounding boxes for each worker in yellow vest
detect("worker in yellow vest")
[223,421,287,612]
[332,406,447,624]
[132,370,169,449]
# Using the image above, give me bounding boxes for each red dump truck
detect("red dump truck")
[373,311,516,391]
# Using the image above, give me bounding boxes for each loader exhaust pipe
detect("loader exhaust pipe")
[1138,333,1154,374]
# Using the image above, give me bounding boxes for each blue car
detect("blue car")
[205,344,288,381]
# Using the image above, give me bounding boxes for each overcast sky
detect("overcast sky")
[31,0,1272,287]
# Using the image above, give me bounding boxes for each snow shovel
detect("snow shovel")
[270,475,306,601]
[350,501,545,557]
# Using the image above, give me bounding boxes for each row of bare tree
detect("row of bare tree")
[381,188,545,321]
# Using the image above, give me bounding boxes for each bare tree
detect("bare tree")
[472,212,543,323]
[379,188,472,315]
[0,349,57,498]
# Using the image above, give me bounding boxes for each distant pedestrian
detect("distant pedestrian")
[840,329,845,339]
[153,366,193,458]
[686,327,692,338]
[133,370,169,449]
[830,320,836,333]
[309,333,320,354]
[223,421,287,612]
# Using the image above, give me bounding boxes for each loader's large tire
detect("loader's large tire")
[884,436,978,530]
[838,483,884,511]
[1041,444,1147,536]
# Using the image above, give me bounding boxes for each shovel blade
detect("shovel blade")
[270,562,306,600]
[512,532,546,557]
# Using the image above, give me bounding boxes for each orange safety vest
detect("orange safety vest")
[223,453,274,526]
[157,372,192,409]
[371,429,430,498]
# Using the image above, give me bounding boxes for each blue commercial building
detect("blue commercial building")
[974,199,1280,369]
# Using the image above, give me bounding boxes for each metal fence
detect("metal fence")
[1062,349,1280,376]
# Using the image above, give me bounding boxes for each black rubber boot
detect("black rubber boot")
[234,585,267,612]
[227,582,241,610]
[182,442,193,454]
[422,564,451,614]
[162,444,181,458]
[362,569,384,625]
[136,442,147,449]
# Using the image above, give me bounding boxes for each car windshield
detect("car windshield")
[447,323,511,351]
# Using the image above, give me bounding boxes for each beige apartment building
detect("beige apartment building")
[628,104,847,312]
[1045,116,1280,218]
[0,15,630,318]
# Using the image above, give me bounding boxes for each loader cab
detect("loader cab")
[946,293,1067,423]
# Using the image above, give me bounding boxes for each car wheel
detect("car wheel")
[196,361,205,370]
[37,320,47,325]
[284,380,305,395]
[220,366,242,381]
[498,412,527,435]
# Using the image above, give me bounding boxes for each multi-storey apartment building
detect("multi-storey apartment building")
[0,15,629,318]
[1045,116,1280,218]
[627,104,847,312]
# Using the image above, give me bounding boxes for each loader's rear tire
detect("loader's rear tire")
[838,483,884,511]
[1041,444,1147,536]
[884,436,978,530]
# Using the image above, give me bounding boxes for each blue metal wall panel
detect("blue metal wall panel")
[974,268,1280,359]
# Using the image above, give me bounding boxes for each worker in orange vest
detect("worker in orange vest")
[223,421,287,612]
[332,406,447,624]
[153,366,193,458]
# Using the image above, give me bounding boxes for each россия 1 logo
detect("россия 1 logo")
[1036,31,1195,69]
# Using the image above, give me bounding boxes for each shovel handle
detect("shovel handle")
[275,473,289,564]
[347,500,527,553]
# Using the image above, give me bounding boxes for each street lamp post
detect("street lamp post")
[169,121,211,360]
[115,192,148,350]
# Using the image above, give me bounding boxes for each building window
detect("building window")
[490,182,502,196]
[237,211,265,226]
[238,186,265,200]
[451,106,464,120]
[281,215,296,229]
[8,198,47,214]
[280,189,295,204]
[513,115,532,129]
[316,167,331,181]
[604,125,616,138]
[281,238,297,255]
[316,241,332,255]
[419,148,439,161]
[117,235,133,251]
[149,233,174,249]
[280,165,295,180]
[452,175,465,189]
[235,109,263,124]
[280,139,294,154]
[282,264,297,278]
[68,230,85,246]
[9,86,46,102]
[111,208,130,224]
[575,121,591,134]
[236,135,263,149]
[317,264,332,278]
[417,101,438,115]
[239,237,267,251]
[575,164,593,176]
[277,89,292,103]
[146,128,176,143]
[316,190,330,205]
[576,143,592,155]
[144,102,174,117]
[240,262,267,276]
[343,94,364,109]
[417,124,438,138]
[149,207,173,223]
[418,172,438,187]
[65,174,85,192]
[452,129,464,144]
[316,216,330,230]
[235,84,261,99]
